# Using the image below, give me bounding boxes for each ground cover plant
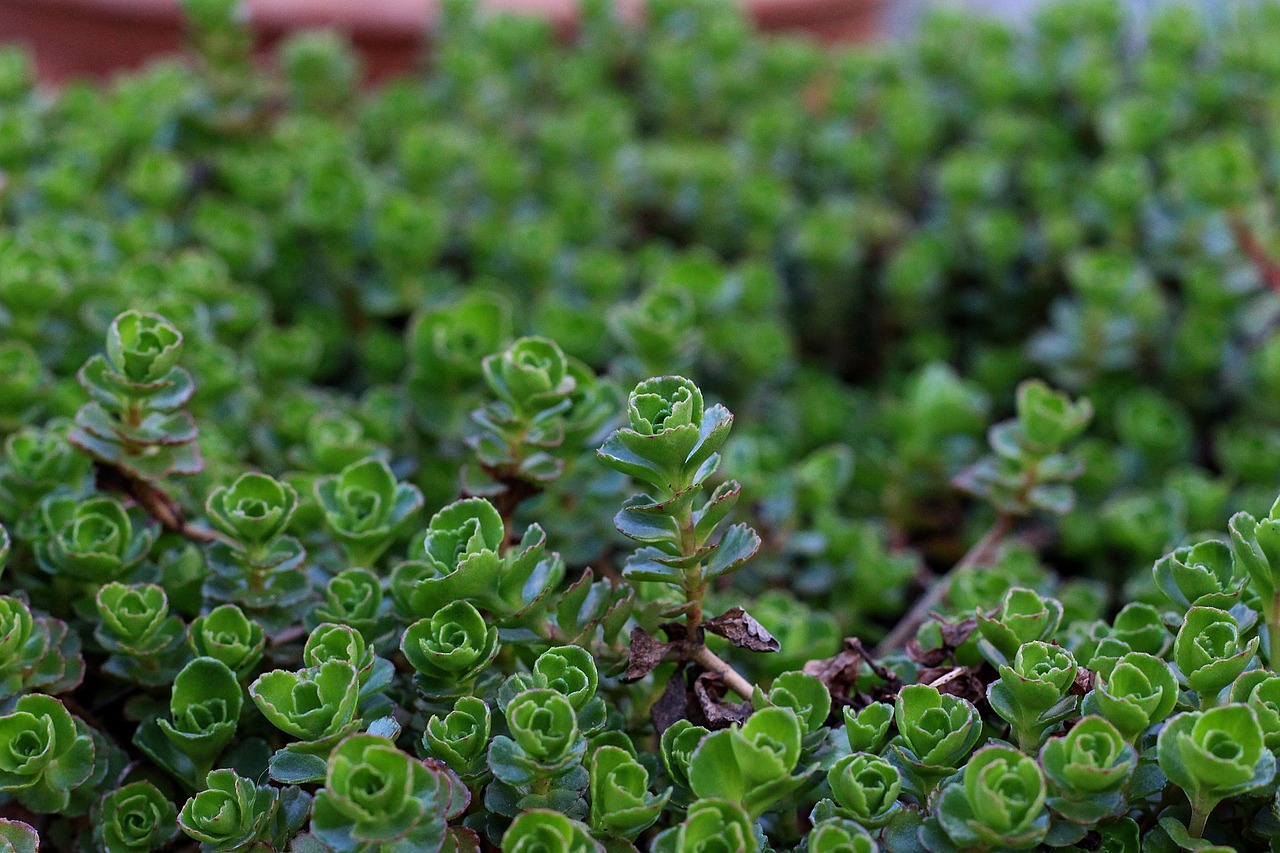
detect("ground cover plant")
[5,0,1280,849]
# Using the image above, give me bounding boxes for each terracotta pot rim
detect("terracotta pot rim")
[3,0,886,39]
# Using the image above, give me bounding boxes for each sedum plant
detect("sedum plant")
[69,311,202,481]
[7,0,1280,848]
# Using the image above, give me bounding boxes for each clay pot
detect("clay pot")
[0,0,886,84]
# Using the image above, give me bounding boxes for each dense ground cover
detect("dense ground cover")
[4,0,1280,850]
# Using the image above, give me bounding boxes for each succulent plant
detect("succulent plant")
[4,0,1280,848]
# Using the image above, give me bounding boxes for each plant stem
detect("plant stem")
[693,646,755,700]
[874,513,1013,657]
[109,465,230,546]
[1229,213,1280,294]
[1267,595,1280,671]
[673,490,755,700]
[1189,796,1213,838]
[677,495,703,634]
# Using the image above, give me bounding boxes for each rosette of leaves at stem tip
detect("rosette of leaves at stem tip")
[405,292,512,439]
[207,471,298,545]
[954,379,1091,518]
[1039,715,1137,825]
[69,310,203,481]
[844,702,894,755]
[813,752,903,829]
[1153,539,1246,614]
[1157,704,1276,839]
[500,810,601,853]
[886,685,984,801]
[315,456,423,567]
[401,600,500,699]
[659,719,709,801]
[752,671,831,754]
[807,818,879,853]
[0,594,84,700]
[390,497,565,626]
[597,376,760,605]
[1080,651,1179,744]
[0,342,44,433]
[466,337,578,497]
[0,820,38,853]
[32,493,154,586]
[0,693,95,814]
[1228,495,1280,666]
[93,582,187,686]
[987,640,1080,752]
[686,706,814,819]
[291,411,381,475]
[93,780,180,853]
[305,622,394,705]
[308,568,394,645]
[650,799,762,853]
[1099,602,1173,659]
[133,656,241,789]
[423,696,492,780]
[485,688,589,820]
[179,768,311,853]
[249,660,362,782]
[976,587,1064,668]
[499,645,604,733]
[188,603,265,681]
[609,285,699,380]
[1230,670,1280,750]
[587,745,672,841]
[203,472,310,627]
[0,422,91,522]
[923,745,1049,852]
[308,734,473,853]
[1173,606,1258,707]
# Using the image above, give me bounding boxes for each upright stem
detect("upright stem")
[676,492,754,700]
[676,495,704,634]
[874,513,1013,657]
[1267,595,1280,671]
[1189,796,1214,838]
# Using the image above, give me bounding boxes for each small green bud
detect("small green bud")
[95,782,178,853]
[400,601,499,693]
[249,661,361,748]
[827,752,902,827]
[106,311,184,384]
[934,745,1048,849]
[206,472,298,546]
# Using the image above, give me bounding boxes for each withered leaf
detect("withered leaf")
[805,637,904,714]
[1071,667,1095,697]
[803,642,864,700]
[918,665,988,704]
[704,607,780,652]
[650,667,691,735]
[693,672,752,729]
[624,626,673,682]
[907,615,978,667]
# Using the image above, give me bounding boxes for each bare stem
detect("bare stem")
[1189,797,1213,838]
[693,646,755,700]
[873,514,1013,657]
[1266,595,1280,672]
[98,462,232,547]
[1229,213,1280,293]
